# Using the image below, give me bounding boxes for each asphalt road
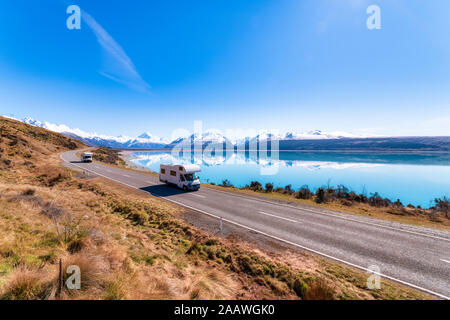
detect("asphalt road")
[61,150,450,299]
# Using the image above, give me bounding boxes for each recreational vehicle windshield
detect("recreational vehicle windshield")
[159,164,201,191]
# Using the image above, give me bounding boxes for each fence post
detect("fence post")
[57,258,63,298]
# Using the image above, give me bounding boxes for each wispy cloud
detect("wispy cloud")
[82,11,150,93]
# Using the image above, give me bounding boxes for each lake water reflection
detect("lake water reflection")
[130,151,450,208]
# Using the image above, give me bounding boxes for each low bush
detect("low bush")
[67,238,86,254]
[128,211,148,225]
[92,147,125,166]
[220,179,233,188]
[103,279,126,300]
[368,192,392,208]
[21,188,35,196]
[274,187,286,194]
[292,278,308,299]
[284,185,294,195]
[304,278,335,300]
[265,183,274,193]
[434,197,449,219]
[273,185,294,195]
[340,199,353,206]
[36,165,71,187]
[334,185,349,199]
[62,253,105,292]
[315,188,328,204]
[295,186,313,200]
[249,181,263,192]
[0,268,50,300]
[393,199,404,208]
[11,194,44,207]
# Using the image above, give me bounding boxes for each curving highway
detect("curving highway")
[61,149,450,299]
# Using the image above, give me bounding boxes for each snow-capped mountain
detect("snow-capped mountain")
[8,116,375,149]
[19,117,168,148]
[275,130,369,141]
[122,132,170,148]
[167,130,232,149]
[135,132,168,144]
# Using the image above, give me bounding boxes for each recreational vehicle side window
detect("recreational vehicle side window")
[161,168,165,174]
[170,170,176,176]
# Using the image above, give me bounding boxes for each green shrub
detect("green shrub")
[434,197,449,218]
[67,238,85,254]
[296,186,313,199]
[284,185,294,195]
[292,278,308,299]
[315,188,327,204]
[204,239,218,246]
[220,179,233,188]
[128,211,148,225]
[249,181,263,192]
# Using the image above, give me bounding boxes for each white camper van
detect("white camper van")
[160,164,201,191]
[81,152,93,163]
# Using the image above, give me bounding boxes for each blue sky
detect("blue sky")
[1,0,449,138]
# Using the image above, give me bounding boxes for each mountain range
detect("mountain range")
[10,116,372,149]
[4,116,448,152]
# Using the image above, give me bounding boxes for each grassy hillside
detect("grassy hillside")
[91,147,125,166]
[0,116,431,300]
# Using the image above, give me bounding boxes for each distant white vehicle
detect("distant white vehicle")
[160,164,201,191]
[81,152,93,163]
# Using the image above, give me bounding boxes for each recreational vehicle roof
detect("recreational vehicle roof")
[182,164,201,174]
[161,164,201,174]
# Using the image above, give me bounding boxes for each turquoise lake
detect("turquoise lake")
[130,151,450,208]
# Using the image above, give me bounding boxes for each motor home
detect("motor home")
[81,152,93,163]
[160,164,201,191]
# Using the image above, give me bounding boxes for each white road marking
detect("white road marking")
[61,152,450,300]
[190,193,205,198]
[259,211,301,224]
[147,181,157,185]
[122,174,131,177]
[440,259,450,264]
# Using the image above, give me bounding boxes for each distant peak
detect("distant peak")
[22,117,42,126]
[138,132,152,139]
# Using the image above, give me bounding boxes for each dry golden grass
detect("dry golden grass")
[0,267,54,300]
[0,176,433,300]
